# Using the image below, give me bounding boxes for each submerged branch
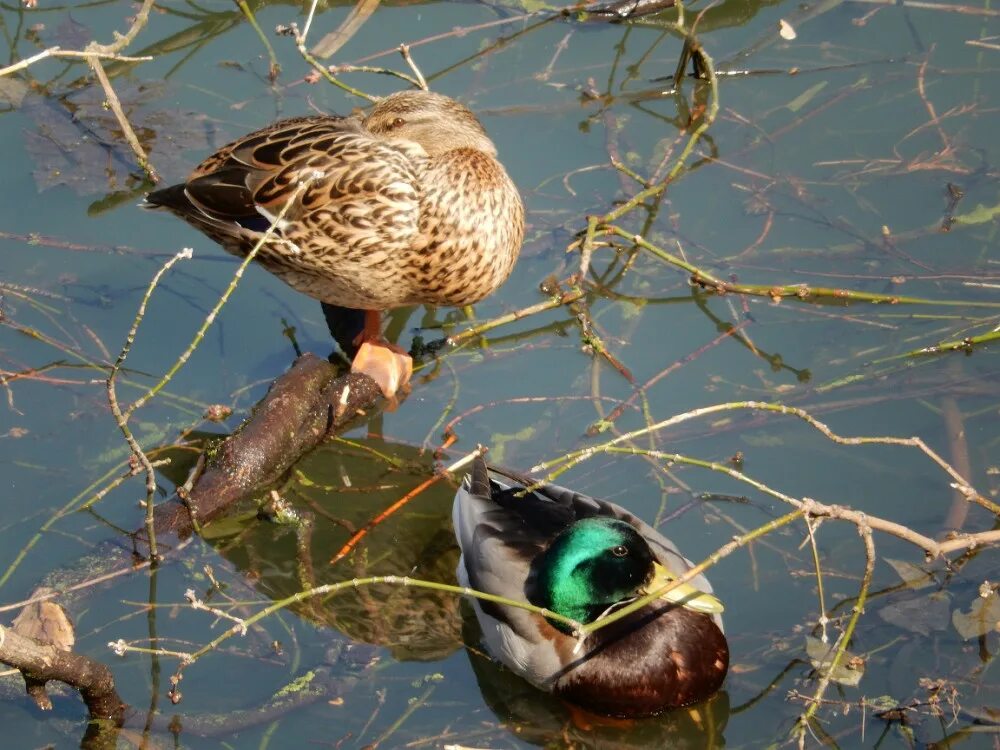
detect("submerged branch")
[0,623,125,723]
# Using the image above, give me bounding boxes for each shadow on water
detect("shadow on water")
[187,435,466,661]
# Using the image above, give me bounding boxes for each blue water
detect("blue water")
[1,0,998,747]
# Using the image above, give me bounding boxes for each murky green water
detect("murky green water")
[1,0,998,747]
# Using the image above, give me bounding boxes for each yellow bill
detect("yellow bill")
[646,562,724,614]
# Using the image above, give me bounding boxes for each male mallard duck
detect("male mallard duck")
[453,456,729,717]
[145,90,524,398]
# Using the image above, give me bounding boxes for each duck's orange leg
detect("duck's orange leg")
[350,310,413,400]
[564,703,635,731]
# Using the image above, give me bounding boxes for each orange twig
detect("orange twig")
[330,474,443,564]
[329,449,481,565]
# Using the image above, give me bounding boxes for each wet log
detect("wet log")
[0,622,124,722]
[151,354,383,540]
[0,355,378,738]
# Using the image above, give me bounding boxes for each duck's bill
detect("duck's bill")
[646,562,724,614]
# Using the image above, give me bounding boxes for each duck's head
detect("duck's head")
[533,517,723,630]
[363,90,499,157]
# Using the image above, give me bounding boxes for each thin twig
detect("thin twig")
[235,0,280,81]
[575,35,719,280]
[291,23,376,101]
[126,178,316,417]
[796,523,876,744]
[86,0,156,55]
[532,399,997,521]
[0,48,152,78]
[167,574,582,676]
[86,56,159,183]
[329,449,482,563]
[399,44,428,90]
[448,287,585,345]
[108,249,193,559]
[803,515,829,643]
[301,0,320,44]
[327,63,423,90]
[2,0,160,180]
[597,225,1000,309]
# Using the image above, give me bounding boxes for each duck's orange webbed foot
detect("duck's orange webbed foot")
[351,338,413,400]
[349,310,413,401]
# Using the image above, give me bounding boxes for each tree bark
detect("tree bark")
[0,624,125,722]
[150,354,382,540]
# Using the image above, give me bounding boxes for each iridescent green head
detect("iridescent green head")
[533,518,655,626]
[532,517,723,630]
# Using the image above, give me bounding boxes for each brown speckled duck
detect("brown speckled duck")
[145,90,525,398]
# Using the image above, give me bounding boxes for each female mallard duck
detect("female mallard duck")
[454,456,729,717]
[145,90,524,398]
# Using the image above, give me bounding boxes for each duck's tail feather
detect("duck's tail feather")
[468,453,492,499]
[142,183,191,212]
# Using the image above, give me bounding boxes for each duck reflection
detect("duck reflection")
[202,436,463,661]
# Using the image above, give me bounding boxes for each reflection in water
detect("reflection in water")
[197,435,734,743]
[204,436,464,661]
[462,606,730,748]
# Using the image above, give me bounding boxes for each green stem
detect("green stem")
[908,326,1000,356]
[796,524,875,735]
[576,40,717,280]
[448,288,585,344]
[235,0,280,79]
[126,180,312,418]
[179,576,581,667]
[295,38,376,102]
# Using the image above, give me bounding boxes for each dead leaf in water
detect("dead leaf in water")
[22,83,227,195]
[952,593,1000,640]
[45,14,91,49]
[878,591,950,635]
[12,589,75,652]
[884,557,935,590]
[0,78,29,108]
[805,636,864,687]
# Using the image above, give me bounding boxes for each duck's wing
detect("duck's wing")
[453,456,546,607]
[453,456,566,688]
[145,115,424,269]
[147,117,350,227]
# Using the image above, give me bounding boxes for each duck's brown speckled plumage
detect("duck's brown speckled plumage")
[145,91,524,312]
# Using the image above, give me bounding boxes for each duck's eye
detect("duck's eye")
[611,545,628,557]
[389,116,406,130]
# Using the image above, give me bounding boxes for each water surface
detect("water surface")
[1,0,998,747]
